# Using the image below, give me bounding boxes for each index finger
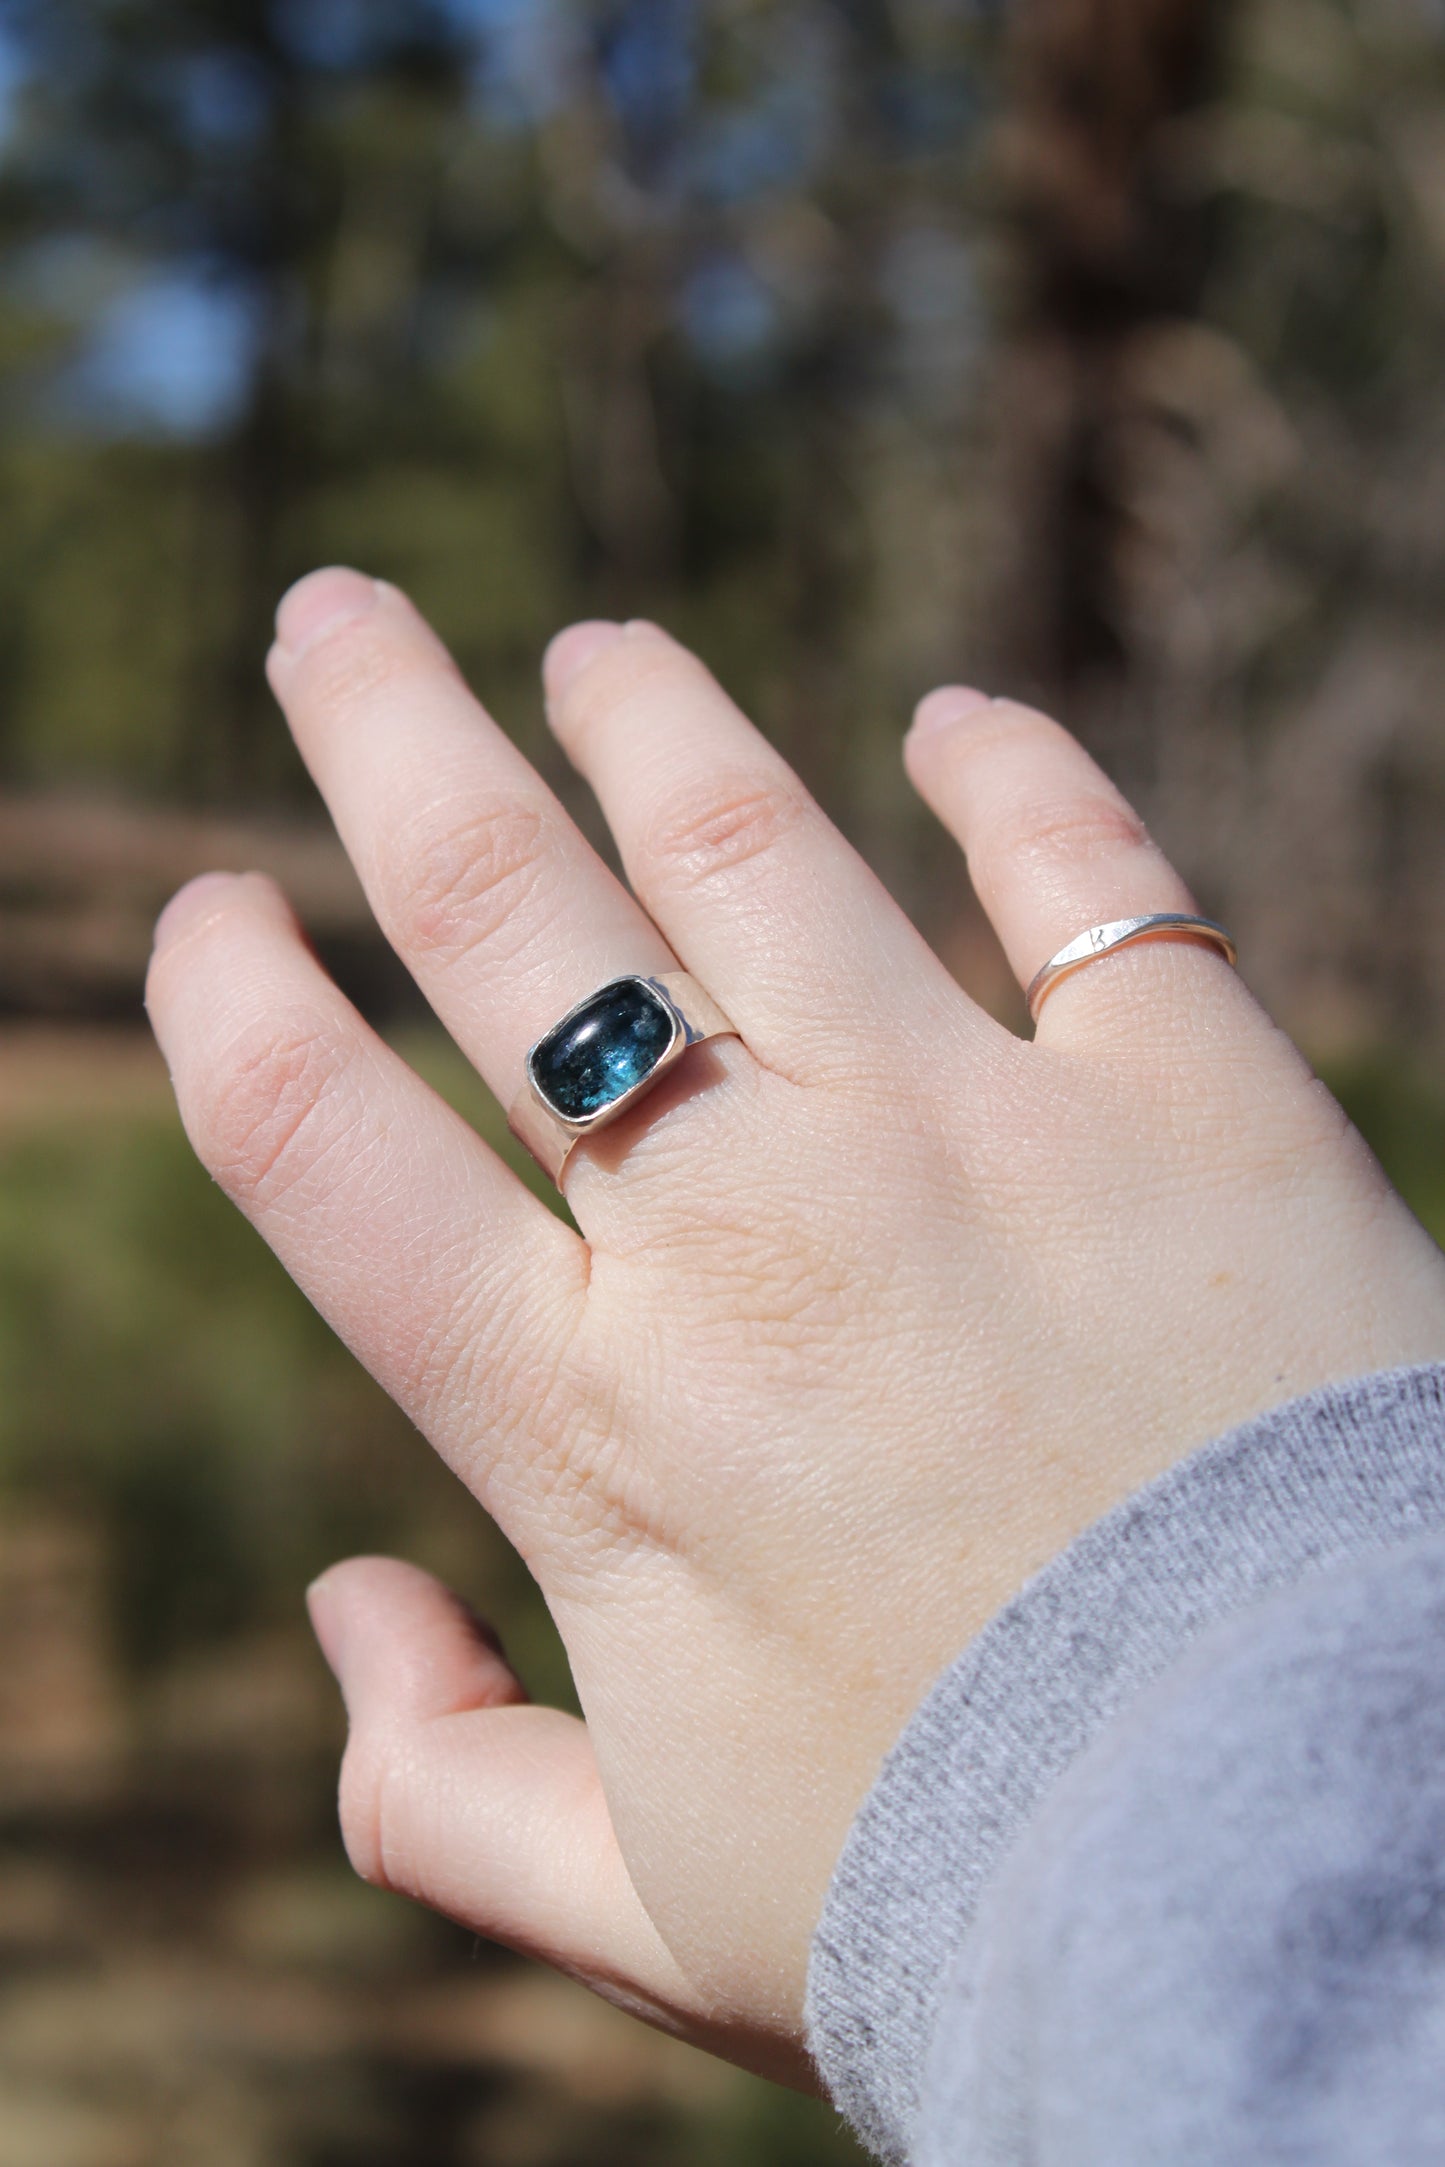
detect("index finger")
[146,870,585,1500]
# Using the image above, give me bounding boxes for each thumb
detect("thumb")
[306,1556,811,2086]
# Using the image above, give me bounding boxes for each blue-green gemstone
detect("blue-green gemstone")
[529,979,677,1123]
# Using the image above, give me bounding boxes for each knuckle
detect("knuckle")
[486,1320,678,1577]
[554,630,679,750]
[637,770,808,896]
[998,790,1152,876]
[193,1008,357,1209]
[337,1728,399,1891]
[291,617,437,718]
[380,797,553,966]
[524,1443,667,1581]
[937,707,1040,769]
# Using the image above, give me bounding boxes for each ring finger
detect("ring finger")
[541,619,983,1078]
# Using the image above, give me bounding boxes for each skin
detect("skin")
[146,567,1445,2089]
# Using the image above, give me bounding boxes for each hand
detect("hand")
[146,569,1445,2085]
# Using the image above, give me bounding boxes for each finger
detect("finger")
[146,870,584,1500]
[266,570,681,1128]
[309,1555,809,2085]
[904,689,1242,1040]
[542,620,982,1078]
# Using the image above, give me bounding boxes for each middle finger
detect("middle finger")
[542,618,988,1077]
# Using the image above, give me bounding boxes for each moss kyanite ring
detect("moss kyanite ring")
[508,972,740,1186]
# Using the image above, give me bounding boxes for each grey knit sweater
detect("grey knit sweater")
[806,1364,1445,2164]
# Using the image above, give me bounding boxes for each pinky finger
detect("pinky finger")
[905,690,1243,1041]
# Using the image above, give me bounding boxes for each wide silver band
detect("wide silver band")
[1026,913,1238,1023]
[509,970,739,1187]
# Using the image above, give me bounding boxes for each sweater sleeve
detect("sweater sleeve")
[805,1363,1445,2164]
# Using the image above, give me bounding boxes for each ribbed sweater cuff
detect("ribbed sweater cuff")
[804,1363,1445,2163]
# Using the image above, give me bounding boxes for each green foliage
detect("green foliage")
[0,1050,574,1702]
[1325,1056,1445,1250]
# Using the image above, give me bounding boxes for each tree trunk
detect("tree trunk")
[992,0,1229,780]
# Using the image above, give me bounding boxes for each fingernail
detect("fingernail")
[274,567,381,659]
[152,871,239,952]
[543,620,624,699]
[910,686,993,739]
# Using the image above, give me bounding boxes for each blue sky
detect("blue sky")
[0,1,985,437]
[56,273,262,438]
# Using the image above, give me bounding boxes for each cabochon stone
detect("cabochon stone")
[529,978,676,1123]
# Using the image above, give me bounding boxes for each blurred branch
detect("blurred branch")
[0,794,369,1016]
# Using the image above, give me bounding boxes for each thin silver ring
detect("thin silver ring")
[509,970,739,1187]
[1026,913,1238,1023]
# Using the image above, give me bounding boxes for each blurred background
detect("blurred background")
[3,0,1445,2160]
